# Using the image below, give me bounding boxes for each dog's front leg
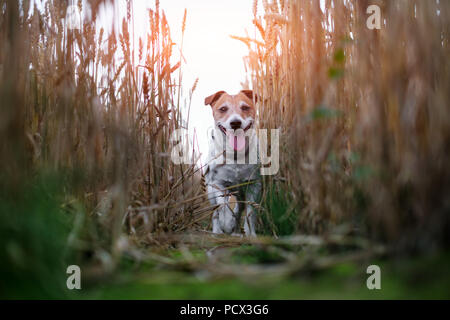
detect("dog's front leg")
[243,181,261,237]
[208,185,239,234]
[207,184,224,234]
[218,192,239,234]
[244,206,257,237]
[212,210,223,234]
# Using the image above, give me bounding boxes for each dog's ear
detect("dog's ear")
[205,91,226,107]
[240,90,258,103]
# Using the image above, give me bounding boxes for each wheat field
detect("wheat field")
[1,0,450,299]
[239,0,450,248]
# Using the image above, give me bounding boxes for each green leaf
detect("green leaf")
[328,67,344,79]
[334,49,345,64]
[308,105,343,120]
[353,165,374,181]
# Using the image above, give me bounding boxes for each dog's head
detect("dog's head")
[205,90,257,151]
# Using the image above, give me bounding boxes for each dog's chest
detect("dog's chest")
[205,127,260,187]
[206,163,258,188]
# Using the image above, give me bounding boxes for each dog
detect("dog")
[203,90,261,236]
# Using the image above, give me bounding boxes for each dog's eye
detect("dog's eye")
[219,106,228,112]
[241,105,250,111]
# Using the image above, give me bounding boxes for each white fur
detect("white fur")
[205,126,261,236]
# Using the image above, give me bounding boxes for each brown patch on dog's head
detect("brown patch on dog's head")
[205,90,257,125]
[204,91,227,107]
[239,90,258,103]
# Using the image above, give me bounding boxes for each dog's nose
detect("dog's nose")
[230,120,242,130]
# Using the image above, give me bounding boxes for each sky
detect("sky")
[118,0,256,165]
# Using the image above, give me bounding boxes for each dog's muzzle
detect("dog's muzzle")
[217,122,254,152]
[218,122,253,135]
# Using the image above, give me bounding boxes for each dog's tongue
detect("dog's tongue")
[227,131,246,151]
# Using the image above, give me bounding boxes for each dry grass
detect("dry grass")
[2,0,450,300]
[239,0,450,249]
[0,0,209,269]
[1,0,450,284]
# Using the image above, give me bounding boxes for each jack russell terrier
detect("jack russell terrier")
[204,90,261,236]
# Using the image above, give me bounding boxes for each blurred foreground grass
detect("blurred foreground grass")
[0,172,74,299]
[1,172,449,300]
[81,246,450,300]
